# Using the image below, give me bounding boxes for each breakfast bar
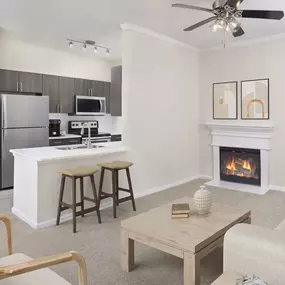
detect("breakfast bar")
[10,142,129,229]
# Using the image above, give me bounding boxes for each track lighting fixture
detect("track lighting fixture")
[67,39,111,56]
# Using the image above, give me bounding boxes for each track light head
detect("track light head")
[94,46,98,53]
[82,44,87,51]
[69,41,74,48]
[106,49,110,56]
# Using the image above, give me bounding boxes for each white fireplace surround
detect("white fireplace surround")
[205,121,274,195]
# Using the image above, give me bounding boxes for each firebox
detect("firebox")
[220,147,261,186]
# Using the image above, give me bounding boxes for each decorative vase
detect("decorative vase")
[193,185,212,215]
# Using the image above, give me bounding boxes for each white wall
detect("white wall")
[0,29,112,81]
[122,28,200,194]
[199,39,285,188]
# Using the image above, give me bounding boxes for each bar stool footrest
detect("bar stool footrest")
[61,201,82,210]
[83,196,96,203]
[100,192,113,199]
[118,196,133,204]
[118,187,131,193]
[75,206,100,217]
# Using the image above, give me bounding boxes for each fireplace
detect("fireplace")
[220,147,261,186]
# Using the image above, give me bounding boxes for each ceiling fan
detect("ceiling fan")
[172,0,284,37]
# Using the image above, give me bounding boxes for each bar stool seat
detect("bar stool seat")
[98,161,133,170]
[97,161,136,218]
[56,167,101,233]
[58,168,98,177]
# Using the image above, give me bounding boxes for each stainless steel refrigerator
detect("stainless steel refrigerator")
[0,94,49,189]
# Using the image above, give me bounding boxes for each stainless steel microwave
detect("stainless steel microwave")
[75,96,106,116]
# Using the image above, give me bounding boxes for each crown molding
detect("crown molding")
[120,22,198,52]
[201,33,285,52]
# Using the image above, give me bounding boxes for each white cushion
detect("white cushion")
[0,253,71,285]
[275,219,285,231]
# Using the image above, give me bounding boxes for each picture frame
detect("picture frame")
[213,81,238,120]
[241,79,269,120]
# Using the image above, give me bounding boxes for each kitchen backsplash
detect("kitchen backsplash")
[49,113,122,134]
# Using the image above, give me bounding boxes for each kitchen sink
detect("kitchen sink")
[56,145,104,151]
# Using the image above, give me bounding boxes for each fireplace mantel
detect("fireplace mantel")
[204,121,274,195]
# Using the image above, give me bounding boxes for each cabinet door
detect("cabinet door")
[90,80,103,97]
[103,82,111,113]
[59,77,74,113]
[18,72,43,93]
[74,78,90,96]
[0,69,19,92]
[111,66,122,117]
[43,75,59,113]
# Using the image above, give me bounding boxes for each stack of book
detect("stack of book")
[171,203,190,219]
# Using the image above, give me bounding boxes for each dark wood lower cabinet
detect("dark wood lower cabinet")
[49,137,81,146]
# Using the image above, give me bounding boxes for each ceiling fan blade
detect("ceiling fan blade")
[226,0,244,8]
[232,26,245,37]
[241,10,284,20]
[172,3,213,13]
[184,16,217,31]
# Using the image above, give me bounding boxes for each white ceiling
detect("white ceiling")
[0,0,285,59]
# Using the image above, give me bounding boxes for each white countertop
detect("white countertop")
[10,142,128,163]
[49,134,82,140]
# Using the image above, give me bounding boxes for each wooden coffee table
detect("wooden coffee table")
[121,197,251,285]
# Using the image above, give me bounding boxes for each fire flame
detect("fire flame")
[225,157,252,175]
[243,160,251,171]
[226,156,237,171]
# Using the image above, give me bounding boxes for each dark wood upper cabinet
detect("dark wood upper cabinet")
[43,75,59,113]
[74,78,89,96]
[18,72,43,93]
[59,77,74,114]
[103,82,111,113]
[0,69,19,92]
[111,66,122,117]
[93,81,104,97]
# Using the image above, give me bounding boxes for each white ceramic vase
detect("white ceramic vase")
[193,185,212,215]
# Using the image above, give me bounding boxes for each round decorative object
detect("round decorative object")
[219,99,224,104]
[193,185,212,215]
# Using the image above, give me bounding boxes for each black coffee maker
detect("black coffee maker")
[49,119,61,137]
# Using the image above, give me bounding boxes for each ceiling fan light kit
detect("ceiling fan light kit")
[172,0,284,44]
[67,39,111,55]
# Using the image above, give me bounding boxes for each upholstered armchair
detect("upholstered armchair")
[0,215,87,284]
[213,222,285,285]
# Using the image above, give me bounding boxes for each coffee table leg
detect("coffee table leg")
[121,229,135,272]
[184,252,200,285]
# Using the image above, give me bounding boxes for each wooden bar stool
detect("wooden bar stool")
[56,167,102,233]
[97,161,136,218]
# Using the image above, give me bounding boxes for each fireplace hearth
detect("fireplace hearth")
[220,147,261,186]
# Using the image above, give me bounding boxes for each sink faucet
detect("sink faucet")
[80,122,92,148]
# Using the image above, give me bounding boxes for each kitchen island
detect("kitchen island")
[10,142,128,229]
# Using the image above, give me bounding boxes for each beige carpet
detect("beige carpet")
[1,178,285,285]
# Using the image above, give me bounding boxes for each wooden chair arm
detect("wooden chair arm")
[0,251,87,285]
[0,215,12,255]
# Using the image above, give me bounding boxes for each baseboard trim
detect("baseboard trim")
[269,185,285,192]
[134,175,206,199]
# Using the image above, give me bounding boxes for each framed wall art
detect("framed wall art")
[241,79,269,120]
[213,81,238,120]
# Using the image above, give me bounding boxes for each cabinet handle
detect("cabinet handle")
[61,104,63,113]
[20,82,23,92]
[90,88,93,96]
[16,82,19,92]
[56,104,59,113]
